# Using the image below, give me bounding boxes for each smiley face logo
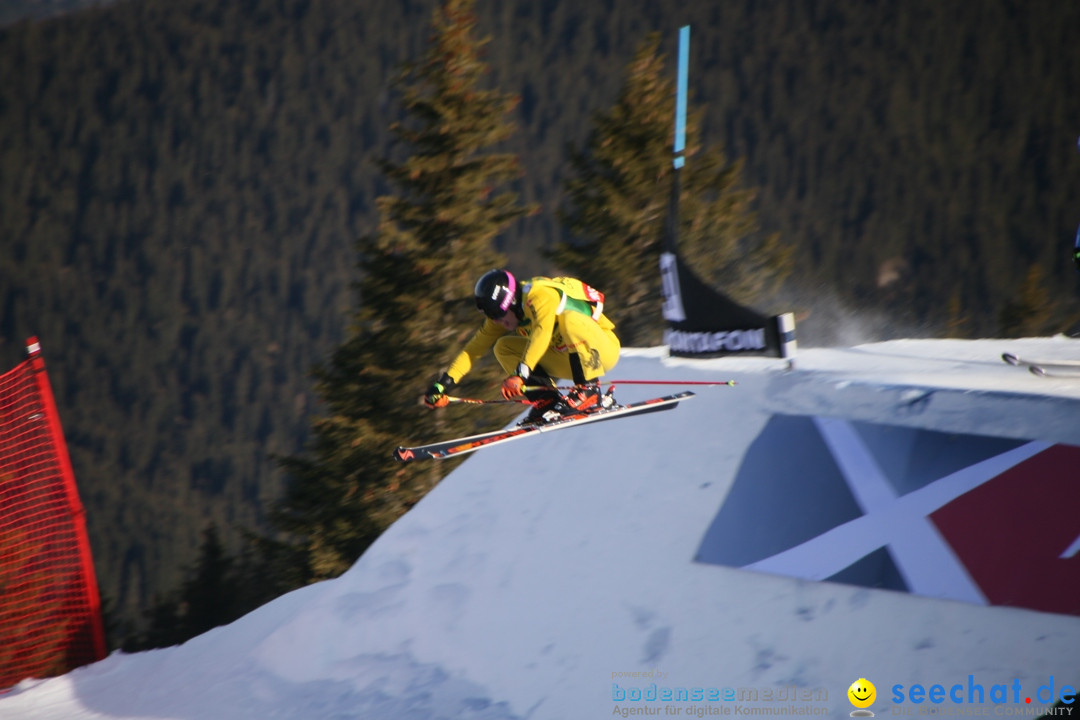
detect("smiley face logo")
[848,678,876,709]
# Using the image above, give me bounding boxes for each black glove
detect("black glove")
[424,374,456,408]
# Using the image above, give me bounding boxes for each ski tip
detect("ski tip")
[1002,352,1021,366]
[1029,365,1047,377]
[394,447,418,463]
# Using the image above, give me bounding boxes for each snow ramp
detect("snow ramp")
[1,339,1078,720]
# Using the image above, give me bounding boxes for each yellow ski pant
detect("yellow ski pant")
[492,311,620,383]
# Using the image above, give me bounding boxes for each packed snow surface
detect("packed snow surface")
[3,338,1079,720]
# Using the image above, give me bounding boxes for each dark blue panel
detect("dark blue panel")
[695,415,862,567]
[825,545,909,592]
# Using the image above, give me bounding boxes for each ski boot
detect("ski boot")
[518,372,564,426]
[563,382,602,412]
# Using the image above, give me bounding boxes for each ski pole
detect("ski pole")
[444,395,533,406]
[602,379,736,387]
[522,379,735,392]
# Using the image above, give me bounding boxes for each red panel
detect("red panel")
[0,338,106,690]
[930,444,1080,616]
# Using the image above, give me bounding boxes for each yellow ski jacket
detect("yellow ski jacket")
[446,276,614,383]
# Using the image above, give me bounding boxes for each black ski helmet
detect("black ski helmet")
[474,269,519,319]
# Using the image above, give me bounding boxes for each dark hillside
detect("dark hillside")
[1,0,1077,631]
[0,0,112,26]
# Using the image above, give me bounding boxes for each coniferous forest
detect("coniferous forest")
[1,0,1079,643]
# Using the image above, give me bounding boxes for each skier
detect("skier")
[424,269,621,424]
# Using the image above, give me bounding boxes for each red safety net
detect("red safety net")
[0,337,106,690]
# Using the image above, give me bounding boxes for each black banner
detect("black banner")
[660,252,796,359]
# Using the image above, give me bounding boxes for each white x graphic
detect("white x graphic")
[745,417,1050,604]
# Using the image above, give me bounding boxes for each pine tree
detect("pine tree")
[177,525,237,638]
[998,264,1056,337]
[551,33,790,346]
[271,0,533,581]
[127,524,242,650]
[944,290,974,338]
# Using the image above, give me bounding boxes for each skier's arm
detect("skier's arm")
[445,320,505,383]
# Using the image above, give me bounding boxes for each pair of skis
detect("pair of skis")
[1002,352,1080,378]
[394,391,694,463]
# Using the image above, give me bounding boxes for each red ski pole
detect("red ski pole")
[600,379,736,387]
[521,379,736,393]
